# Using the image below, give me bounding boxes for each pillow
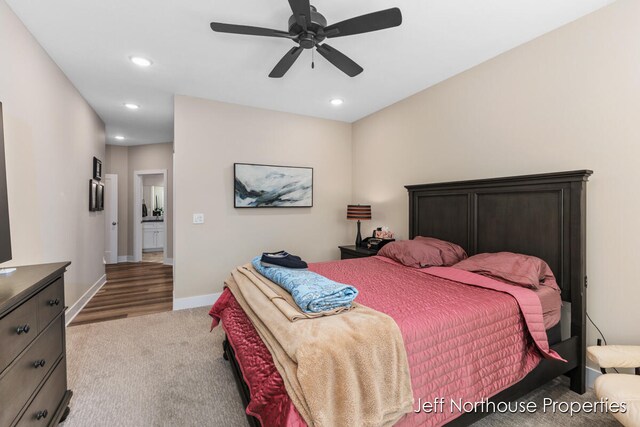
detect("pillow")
[413,236,468,266]
[377,240,445,268]
[453,252,559,291]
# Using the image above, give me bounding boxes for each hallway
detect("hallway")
[70,262,173,326]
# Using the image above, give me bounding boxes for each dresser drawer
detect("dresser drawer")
[16,358,66,427]
[0,316,64,427]
[37,278,64,331]
[0,297,38,374]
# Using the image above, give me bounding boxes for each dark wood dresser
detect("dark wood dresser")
[0,262,72,427]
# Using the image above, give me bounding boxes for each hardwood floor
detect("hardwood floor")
[70,262,173,326]
[142,251,164,263]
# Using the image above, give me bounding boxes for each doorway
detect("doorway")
[104,174,118,264]
[133,169,168,264]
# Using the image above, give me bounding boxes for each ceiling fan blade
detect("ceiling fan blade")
[269,46,304,78]
[324,8,402,38]
[210,22,294,39]
[316,44,363,77]
[288,0,311,30]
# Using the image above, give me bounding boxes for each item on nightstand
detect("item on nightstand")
[260,251,308,269]
[374,227,394,240]
[347,204,372,247]
[362,237,395,250]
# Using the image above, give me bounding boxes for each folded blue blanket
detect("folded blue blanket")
[251,257,358,313]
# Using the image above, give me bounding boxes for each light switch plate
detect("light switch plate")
[193,213,205,224]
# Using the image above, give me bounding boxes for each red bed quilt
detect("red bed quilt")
[210,256,562,427]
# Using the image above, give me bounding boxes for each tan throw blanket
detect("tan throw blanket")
[226,265,414,427]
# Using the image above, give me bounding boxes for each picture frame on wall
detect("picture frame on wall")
[234,163,313,208]
[96,183,104,211]
[89,179,98,211]
[93,157,102,181]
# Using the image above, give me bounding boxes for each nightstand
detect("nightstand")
[339,245,379,260]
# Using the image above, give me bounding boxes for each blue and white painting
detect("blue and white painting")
[234,163,313,208]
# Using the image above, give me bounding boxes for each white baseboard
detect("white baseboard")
[65,273,107,326]
[117,255,134,263]
[173,292,221,311]
[164,258,174,266]
[586,366,602,389]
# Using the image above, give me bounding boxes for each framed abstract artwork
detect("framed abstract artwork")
[234,163,313,208]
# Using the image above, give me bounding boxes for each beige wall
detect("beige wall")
[105,145,129,256]
[174,96,352,299]
[0,2,105,305]
[105,143,174,259]
[352,0,639,346]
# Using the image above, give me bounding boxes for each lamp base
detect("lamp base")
[355,220,362,247]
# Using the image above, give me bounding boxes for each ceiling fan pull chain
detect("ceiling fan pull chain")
[312,49,315,70]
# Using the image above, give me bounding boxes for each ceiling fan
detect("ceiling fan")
[210,1,402,78]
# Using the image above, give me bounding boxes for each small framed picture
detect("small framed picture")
[93,157,102,181]
[89,179,98,211]
[97,183,104,211]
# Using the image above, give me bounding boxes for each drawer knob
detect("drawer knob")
[48,298,61,306]
[16,324,30,335]
[33,359,46,368]
[35,409,48,420]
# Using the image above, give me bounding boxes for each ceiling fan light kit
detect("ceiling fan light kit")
[210,1,402,78]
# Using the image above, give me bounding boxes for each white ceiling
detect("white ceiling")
[6,0,615,146]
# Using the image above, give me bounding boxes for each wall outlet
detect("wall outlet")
[193,213,205,224]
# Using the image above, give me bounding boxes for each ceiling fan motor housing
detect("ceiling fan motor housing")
[288,5,327,48]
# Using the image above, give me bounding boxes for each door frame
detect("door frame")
[104,174,118,264]
[133,169,168,263]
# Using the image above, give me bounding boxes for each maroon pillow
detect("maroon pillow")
[378,240,445,268]
[453,252,559,291]
[413,236,468,266]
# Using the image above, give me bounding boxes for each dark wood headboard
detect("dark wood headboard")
[406,170,593,396]
[405,170,592,303]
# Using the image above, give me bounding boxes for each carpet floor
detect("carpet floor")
[63,307,620,427]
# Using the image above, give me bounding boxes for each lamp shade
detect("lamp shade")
[347,204,371,220]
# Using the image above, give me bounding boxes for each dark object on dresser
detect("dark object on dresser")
[0,262,72,427]
[339,245,378,260]
[0,102,12,266]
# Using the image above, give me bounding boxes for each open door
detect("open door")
[104,174,118,264]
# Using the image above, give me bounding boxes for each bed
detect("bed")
[213,170,592,426]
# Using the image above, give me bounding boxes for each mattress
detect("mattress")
[534,284,562,330]
[211,256,562,427]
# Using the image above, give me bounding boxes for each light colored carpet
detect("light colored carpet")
[63,307,620,426]
[64,307,246,427]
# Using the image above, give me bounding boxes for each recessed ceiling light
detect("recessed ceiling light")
[114,135,125,141]
[130,56,152,67]
[330,98,344,106]
[124,103,140,110]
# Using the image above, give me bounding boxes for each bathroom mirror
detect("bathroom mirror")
[143,185,164,216]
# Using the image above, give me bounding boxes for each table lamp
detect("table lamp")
[347,204,372,247]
